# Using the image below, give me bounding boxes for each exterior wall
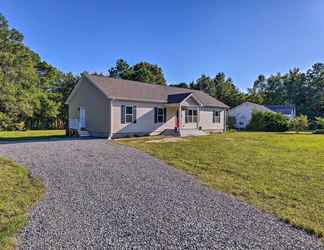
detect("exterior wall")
[112,100,226,137]
[111,100,177,136]
[199,108,225,132]
[68,78,110,137]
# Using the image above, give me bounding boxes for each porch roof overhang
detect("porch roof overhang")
[166,92,203,107]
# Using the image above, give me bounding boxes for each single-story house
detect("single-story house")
[65,74,229,138]
[229,102,273,129]
[229,102,296,129]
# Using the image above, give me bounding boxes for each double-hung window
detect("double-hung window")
[154,107,166,123]
[121,105,136,124]
[213,110,221,123]
[185,109,198,123]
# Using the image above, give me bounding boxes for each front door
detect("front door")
[176,110,180,129]
[79,107,86,129]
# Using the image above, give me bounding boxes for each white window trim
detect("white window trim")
[185,109,198,123]
[213,110,221,123]
[125,105,134,124]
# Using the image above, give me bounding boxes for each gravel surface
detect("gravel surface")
[0,139,323,249]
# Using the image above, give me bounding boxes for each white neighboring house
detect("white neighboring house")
[229,102,274,129]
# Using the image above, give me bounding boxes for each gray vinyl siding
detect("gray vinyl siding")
[111,100,177,136]
[68,78,110,137]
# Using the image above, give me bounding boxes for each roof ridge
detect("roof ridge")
[87,74,199,93]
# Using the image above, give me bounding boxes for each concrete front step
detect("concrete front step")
[180,129,209,137]
[78,130,90,137]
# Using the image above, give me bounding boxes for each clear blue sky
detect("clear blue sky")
[1,0,324,90]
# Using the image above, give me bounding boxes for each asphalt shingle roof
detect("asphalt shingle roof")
[167,93,192,104]
[86,75,229,108]
[265,105,295,115]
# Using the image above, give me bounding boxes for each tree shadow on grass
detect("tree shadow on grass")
[0,135,102,145]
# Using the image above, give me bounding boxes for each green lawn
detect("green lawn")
[0,158,45,250]
[118,132,324,238]
[0,130,65,141]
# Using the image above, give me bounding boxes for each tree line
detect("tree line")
[109,58,324,121]
[0,14,80,130]
[1,13,323,130]
[170,65,324,121]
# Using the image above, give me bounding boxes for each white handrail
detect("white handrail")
[69,119,80,130]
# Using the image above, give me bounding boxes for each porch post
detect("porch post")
[198,106,200,129]
[178,104,182,131]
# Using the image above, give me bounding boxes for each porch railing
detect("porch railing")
[69,118,80,130]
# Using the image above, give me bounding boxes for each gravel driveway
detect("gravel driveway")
[0,139,323,249]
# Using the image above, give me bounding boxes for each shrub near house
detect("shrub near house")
[289,115,309,133]
[313,116,324,134]
[246,110,289,132]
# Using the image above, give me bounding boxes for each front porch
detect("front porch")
[165,103,209,137]
[165,93,224,136]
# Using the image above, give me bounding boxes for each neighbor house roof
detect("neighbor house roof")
[229,102,274,113]
[265,104,296,115]
[83,75,229,108]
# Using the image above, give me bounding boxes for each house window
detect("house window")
[154,107,166,123]
[213,110,221,123]
[125,106,133,123]
[185,109,198,123]
[121,105,136,124]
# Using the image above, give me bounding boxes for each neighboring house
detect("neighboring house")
[229,102,296,129]
[229,102,274,129]
[65,74,229,138]
[265,104,296,119]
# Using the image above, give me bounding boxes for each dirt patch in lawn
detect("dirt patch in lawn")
[146,137,188,143]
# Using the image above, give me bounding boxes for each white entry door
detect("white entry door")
[79,107,86,129]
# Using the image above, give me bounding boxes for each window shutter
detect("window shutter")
[154,107,158,123]
[185,110,188,123]
[121,105,125,124]
[212,111,215,123]
[133,105,137,123]
[163,108,167,123]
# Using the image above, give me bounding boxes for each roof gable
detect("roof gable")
[230,102,274,113]
[65,77,110,104]
[181,95,201,106]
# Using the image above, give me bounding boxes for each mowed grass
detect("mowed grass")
[119,132,324,238]
[0,130,65,141]
[0,158,45,250]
